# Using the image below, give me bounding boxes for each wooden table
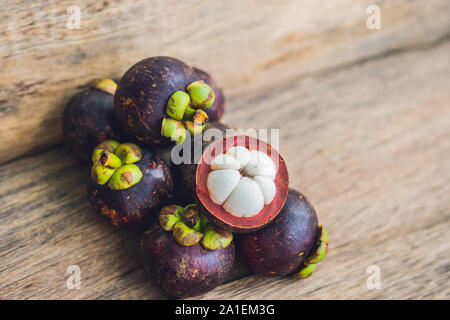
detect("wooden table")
[1,0,449,299]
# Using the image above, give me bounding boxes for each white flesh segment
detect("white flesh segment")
[207,169,241,205]
[223,177,264,217]
[253,175,276,205]
[226,146,250,168]
[243,150,276,180]
[210,154,241,170]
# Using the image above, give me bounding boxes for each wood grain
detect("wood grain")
[0,150,168,299]
[1,27,449,299]
[1,0,449,163]
[195,40,450,299]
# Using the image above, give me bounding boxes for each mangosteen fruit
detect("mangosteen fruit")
[114,56,217,147]
[62,79,124,162]
[174,130,289,233]
[193,67,225,122]
[88,140,174,228]
[237,188,328,278]
[198,135,289,233]
[141,204,235,298]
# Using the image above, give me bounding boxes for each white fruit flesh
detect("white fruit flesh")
[226,146,250,168]
[206,147,277,217]
[243,150,277,179]
[207,169,240,204]
[254,175,277,205]
[223,177,264,217]
[210,154,241,170]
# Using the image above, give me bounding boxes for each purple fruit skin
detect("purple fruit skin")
[193,67,225,122]
[237,189,318,276]
[141,225,235,298]
[88,148,174,228]
[114,57,199,147]
[63,88,123,162]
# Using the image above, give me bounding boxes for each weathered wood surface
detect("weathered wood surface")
[198,40,450,299]
[1,0,450,164]
[1,36,450,299]
[1,1,450,300]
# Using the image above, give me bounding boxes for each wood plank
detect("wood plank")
[1,31,449,300]
[194,213,450,299]
[0,148,169,299]
[193,40,450,299]
[1,0,449,163]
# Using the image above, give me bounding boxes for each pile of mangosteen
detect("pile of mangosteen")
[62,56,328,298]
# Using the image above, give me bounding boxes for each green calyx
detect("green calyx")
[107,164,143,190]
[158,204,233,250]
[91,164,116,185]
[183,204,201,229]
[292,264,316,280]
[166,91,190,120]
[292,225,328,280]
[162,81,214,143]
[305,225,328,264]
[92,140,120,163]
[201,225,233,250]
[184,121,205,136]
[173,221,204,246]
[161,118,186,144]
[92,79,117,96]
[115,143,142,164]
[159,205,184,231]
[186,80,215,109]
[182,107,209,125]
[98,151,122,168]
[91,141,143,190]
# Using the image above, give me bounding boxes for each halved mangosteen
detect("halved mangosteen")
[196,135,289,233]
